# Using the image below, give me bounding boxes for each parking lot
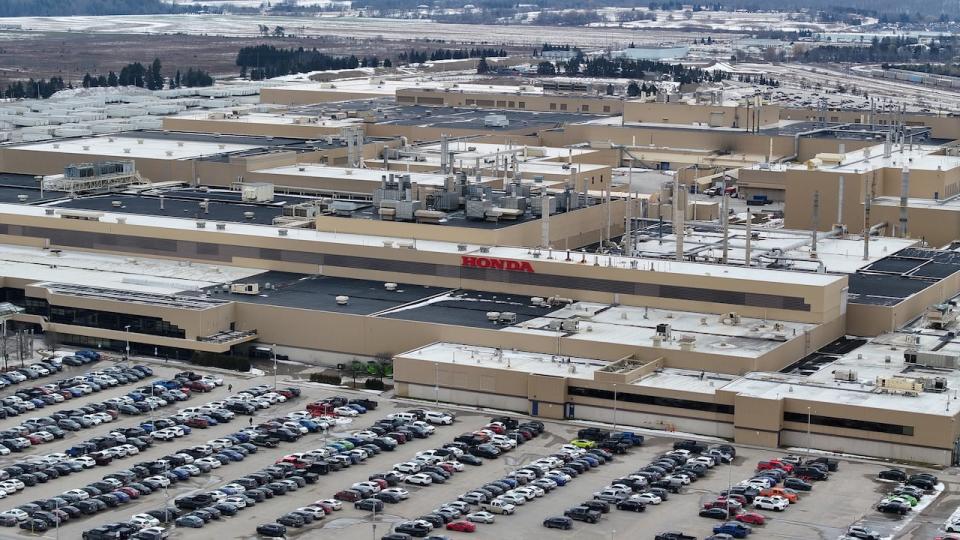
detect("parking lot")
[0,353,954,540]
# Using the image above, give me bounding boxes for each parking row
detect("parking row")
[0,349,103,396]
[1,384,299,537]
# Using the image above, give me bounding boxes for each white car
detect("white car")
[72,456,97,469]
[510,469,537,481]
[754,496,789,511]
[382,487,410,500]
[315,499,342,511]
[439,460,464,472]
[0,509,28,522]
[0,480,23,493]
[631,492,663,505]
[296,506,325,519]
[129,514,161,529]
[196,457,222,469]
[334,407,358,417]
[424,411,454,425]
[510,487,537,501]
[286,411,312,421]
[263,392,287,403]
[222,483,247,493]
[498,493,526,506]
[208,438,234,449]
[394,462,422,474]
[466,511,496,524]
[121,444,140,456]
[223,496,248,509]
[201,375,224,387]
[146,475,170,487]
[63,489,90,501]
[182,464,201,476]
[691,456,715,468]
[352,481,382,494]
[406,473,433,486]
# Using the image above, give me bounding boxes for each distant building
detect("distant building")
[614,45,689,61]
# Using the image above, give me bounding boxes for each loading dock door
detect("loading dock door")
[530,400,539,417]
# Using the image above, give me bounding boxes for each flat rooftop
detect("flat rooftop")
[187,271,450,317]
[263,78,543,97]
[504,302,815,359]
[755,143,960,174]
[399,342,608,380]
[849,248,960,306]
[376,106,607,131]
[0,202,846,288]
[0,243,259,296]
[252,164,451,187]
[874,196,960,212]
[10,134,260,161]
[376,290,557,328]
[725,330,960,416]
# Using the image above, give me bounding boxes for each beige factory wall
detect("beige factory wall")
[779,108,960,141]
[870,204,960,248]
[542,124,795,161]
[0,210,847,325]
[0,148,195,182]
[623,101,782,128]
[396,88,627,115]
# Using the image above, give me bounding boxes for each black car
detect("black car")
[459,454,483,466]
[471,444,500,459]
[418,514,445,528]
[564,506,600,524]
[581,500,610,514]
[376,492,403,504]
[395,521,431,537]
[256,523,287,537]
[616,500,646,512]
[276,514,305,528]
[877,501,909,515]
[543,516,573,529]
[381,535,412,540]
[20,519,49,532]
[783,478,812,491]
[356,499,385,512]
[699,507,732,520]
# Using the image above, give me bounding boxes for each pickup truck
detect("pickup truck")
[714,522,752,538]
[564,506,601,523]
[480,500,516,515]
[654,532,697,540]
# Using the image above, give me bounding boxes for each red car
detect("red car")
[119,486,141,499]
[369,478,389,489]
[307,402,336,416]
[26,434,43,445]
[186,418,209,429]
[483,424,505,434]
[756,460,792,472]
[446,521,476,532]
[436,463,455,473]
[735,512,765,525]
[703,500,742,513]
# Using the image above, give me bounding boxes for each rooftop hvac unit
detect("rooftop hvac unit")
[230,283,260,295]
[655,323,672,340]
[483,114,509,128]
[904,350,959,369]
[876,376,923,396]
[922,376,949,393]
[833,369,858,382]
[241,182,274,203]
[560,319,579,333]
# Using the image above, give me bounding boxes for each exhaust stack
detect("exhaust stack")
[900,165,910,238]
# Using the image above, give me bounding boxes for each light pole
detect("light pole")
[434,362,439,406]
[123,325,131,361]
[272,344,278,390]
[612,383,618,432]
[806,406,812,452]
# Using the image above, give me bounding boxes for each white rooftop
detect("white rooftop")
[724,331,960,416]
[399,342,607,379]
[0,243,259,295]
[504,302,815,359]
[251,164,451,186]
[873,196,960,212]
[12,135,259,160]
[757,143,960,174]
[632,228,917,274]
[264,77,540,97]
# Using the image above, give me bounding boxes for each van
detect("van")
[388,412,417,422]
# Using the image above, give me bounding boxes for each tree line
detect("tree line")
[399,48,507,64]
[235,45,384,79]
[2,78,68,99]
[800,36,956,63]
[2,58,213,98]
[534,55,730,85]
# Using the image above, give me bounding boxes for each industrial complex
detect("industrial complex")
[0,67,958,468]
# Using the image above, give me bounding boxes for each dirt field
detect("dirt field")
[0,31,521,87]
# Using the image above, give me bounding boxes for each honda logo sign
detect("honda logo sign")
[461,256,535,273]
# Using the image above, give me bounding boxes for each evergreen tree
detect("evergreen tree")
[476,57,490,74]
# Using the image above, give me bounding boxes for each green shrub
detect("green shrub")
[364,379,385,390]
[309,373,342,385]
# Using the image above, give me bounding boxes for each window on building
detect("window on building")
[603,106,610,113]
[568,386,734,414]
[550,103,557,110]
[560,104,567,111]
[582,105,589,112]
[508,101,515,108]
[783,411,913,436]
[518,102,525,109]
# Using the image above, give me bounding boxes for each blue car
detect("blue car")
[134,365,153,376]
[170,468,190,481]
[199,415,219,427]
[580,455,600,467]
[229,432,251,443]
[218,485,243,495]
[222,449,244,461]
[76,350,101,361]
[499,478,518,488]
[346,404,366,414]
[180,425,192,435]
[546,474,568,486]
[30,399,45,408]
[298,419,320,432]
[127,392,146,402]
[112,491,131,503]
[215,452,236,464]
[139,422,156,433]
[713,522,751,538]
[343,437,364,447]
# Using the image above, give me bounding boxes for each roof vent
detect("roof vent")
[17,195,28,202]
[111,201,122,207]
[335,295,349,305]
[385,283,398,291]
[278,229,288,236]
[196,221,206,228]
[52,143,59,149]
[216,223,226,230]
[82,145,90,151]
[137,139,144,144]
[298,167,306,172]
[123,148,131,154]
[177,141,184,147]
[116,217,126,224]
[243,211,255,219]
[165,150,173,157]
[44,208,55,215]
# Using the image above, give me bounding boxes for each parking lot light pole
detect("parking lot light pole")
[434,362,439,406]
[123,325,131,361]
[612,383,618,432]
[807,406,812,452]
[272,344,278,390]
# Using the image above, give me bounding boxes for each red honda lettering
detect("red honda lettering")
[461,256,534,273]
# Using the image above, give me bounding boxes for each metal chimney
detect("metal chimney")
[884,131,892,158]
[863,177,872,260]
[837,175,845,226]
[721,191,730,264]
[744,206,752,267]
[541,195,550,248]
[673,178,684,261]
[900,165,910,238]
